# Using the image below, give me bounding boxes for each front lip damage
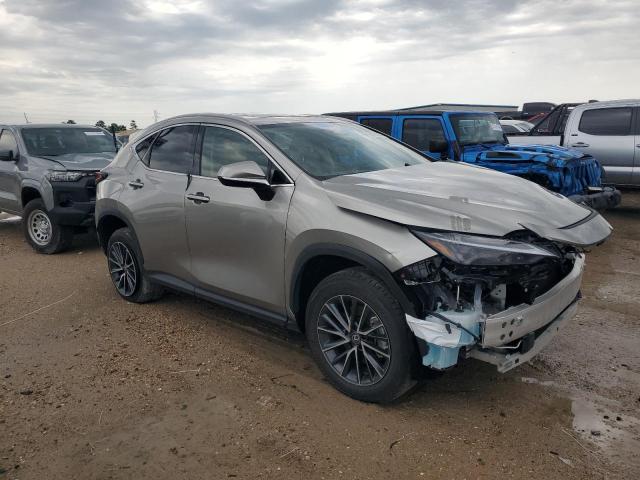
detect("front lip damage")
[406,254,586,372]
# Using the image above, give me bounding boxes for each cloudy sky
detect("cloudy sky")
[0,0,638,127]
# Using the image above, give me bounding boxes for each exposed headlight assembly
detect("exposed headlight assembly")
[413,231,557,266]
[46,171,87,182]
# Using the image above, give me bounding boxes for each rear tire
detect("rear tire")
[107,227,163,303]
[305,267,416,403]
[23,199,73,254]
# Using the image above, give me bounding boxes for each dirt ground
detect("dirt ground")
[1,192,639,480]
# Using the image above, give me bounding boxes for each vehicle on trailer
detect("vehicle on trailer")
[96,113,611,402]
[0,124,118,253]
[326,109,621,210]
[508,100,640,186]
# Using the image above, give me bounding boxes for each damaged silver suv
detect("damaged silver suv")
[95,114,612,402]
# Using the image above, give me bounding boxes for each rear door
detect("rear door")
[568,106,634,185]
[633,107,640,186]
[398,116,449,159]
[122,124,198,282]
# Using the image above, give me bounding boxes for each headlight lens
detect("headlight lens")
[413,231,557,266]
[46,171,87,182]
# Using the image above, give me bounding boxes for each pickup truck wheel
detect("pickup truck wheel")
[23,199,73,254]
[107,227,163,303]
[305,267,416,403]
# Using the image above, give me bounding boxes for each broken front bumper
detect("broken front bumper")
[406,254,585,372]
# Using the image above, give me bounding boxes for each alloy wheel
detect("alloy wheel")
[27,209,52,246]
[317,295,391,386]
[108,242,137,297]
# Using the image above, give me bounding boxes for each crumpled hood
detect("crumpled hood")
[322,162,612,247]
[38,152,115,171]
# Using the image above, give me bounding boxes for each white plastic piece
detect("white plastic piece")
[406,308,484,348]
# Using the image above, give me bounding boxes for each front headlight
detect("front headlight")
[46,171,87,182]
[413,231,557,266]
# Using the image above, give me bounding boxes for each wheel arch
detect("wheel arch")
[288,244,417,332]
[96,209,142,260]
[21,185,42,207]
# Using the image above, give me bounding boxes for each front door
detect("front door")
[568,106,635,185]
[122,125,197,281]
[0,129,21,214]
[185,125,294,316]
[397,116,449,159]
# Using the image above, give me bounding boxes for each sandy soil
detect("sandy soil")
[1,192,639,479]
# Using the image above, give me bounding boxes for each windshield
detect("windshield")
[21,127,117,156]
[450,113,506,146]
[258,121,427,179]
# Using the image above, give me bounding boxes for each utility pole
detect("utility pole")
[153,110,160,123]
[23,112,30,123]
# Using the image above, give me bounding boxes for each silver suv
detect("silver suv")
[95,114,612,402]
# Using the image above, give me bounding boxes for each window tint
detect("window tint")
[578,108,632,136]
[0,129,18,153]
[200,126,269,178]
[147,125,197,173]
[402,118,447,151]
[360,118,393,136]
[135,134,156,164]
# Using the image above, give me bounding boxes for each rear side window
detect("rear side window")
[135,134,156,164]
[360,118,393,136]
[200,126,269,177]
[0,129,18,153]
[401,118,446,151]
[147,125,197,173]
[578,108,632,136]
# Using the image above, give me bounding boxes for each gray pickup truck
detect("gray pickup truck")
[0,124,117,253]
[508,99,640,186]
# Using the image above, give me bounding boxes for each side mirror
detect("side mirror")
[218,161,274,200]
[0,149,14,162]
[429,139,449,155]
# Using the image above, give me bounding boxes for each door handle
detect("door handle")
[570,142,590,148]
[186,192,210,204]
[128,179,144,189]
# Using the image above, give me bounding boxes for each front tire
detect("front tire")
[23,199,73,254]
[305,267,416,403]
[107,227,163,303]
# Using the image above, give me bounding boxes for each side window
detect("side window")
[135,134,156,164]
[200,126,269,178]
[402,118,446,151]
[360,118,393,136]
[147,125,197,173]
[0,129,19,153]
[501,124,519,134]
[578,108,632,136]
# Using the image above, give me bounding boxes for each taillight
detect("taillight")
[95,171,108,184]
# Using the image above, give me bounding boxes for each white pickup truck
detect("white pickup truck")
[508,99,640,186]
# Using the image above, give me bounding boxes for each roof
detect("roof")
[572,99,640,111]
[149,113,346,127]
[399,103,518,112]
[1,123,100,129]
[324,109,500,118]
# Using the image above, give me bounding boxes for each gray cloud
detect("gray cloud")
[1,0,638,126]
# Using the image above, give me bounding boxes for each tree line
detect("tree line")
[62,119,138,131]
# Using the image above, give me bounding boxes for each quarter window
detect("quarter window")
[360,118,393,136]
[401,118,447,152]
[200,126,269,178]
[146,125,197,174]
[0,129,18,153]
[135,134,156,164]
[578,108,632,136]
